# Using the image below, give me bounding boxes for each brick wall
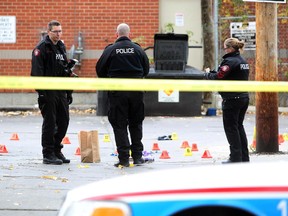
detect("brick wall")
[0,0,159,92]
[1,0,287,92]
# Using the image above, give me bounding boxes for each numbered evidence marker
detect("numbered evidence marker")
[103,134,111,142]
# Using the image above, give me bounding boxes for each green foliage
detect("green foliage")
[164,23,174,33]
[186,30,199,44]
[219,0,253,19]
[218,0,255,47]
[278,3,288,17]
[132,36,145,45]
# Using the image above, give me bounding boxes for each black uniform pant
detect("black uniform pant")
[108,91,145,163]
[39,93,69,157]
[222,97,249,162]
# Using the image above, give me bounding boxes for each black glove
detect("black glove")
[203,68,212,80]
[204,69,217,80]
[67,94,73,105]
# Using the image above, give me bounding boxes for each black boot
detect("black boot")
[222,158,241,164]
[133,157,145,165]
[43,154,63,165]
[114,161,130,168]
[55,152,70,163]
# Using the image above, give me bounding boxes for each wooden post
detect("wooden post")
[255,2,279,152]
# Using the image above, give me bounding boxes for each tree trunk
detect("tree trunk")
[201,0,215,105]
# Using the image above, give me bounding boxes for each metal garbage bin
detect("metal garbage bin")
[144,33,204,116]
[96,33,204,117]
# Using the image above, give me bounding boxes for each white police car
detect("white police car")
[58,162,288,216]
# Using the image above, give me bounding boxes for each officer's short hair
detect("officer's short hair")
[117,23,130,36]
[48,20,61,31]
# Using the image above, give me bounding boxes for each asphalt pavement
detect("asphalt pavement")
[1,109,288,216]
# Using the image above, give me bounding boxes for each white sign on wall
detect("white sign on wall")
[0,16,16,43]
[230,22,256,50]
[175,13,184,27]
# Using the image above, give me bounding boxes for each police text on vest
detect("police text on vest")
[116,48,134,54]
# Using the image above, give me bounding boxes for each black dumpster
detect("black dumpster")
[96,33,204,117]
[144,33,203,116]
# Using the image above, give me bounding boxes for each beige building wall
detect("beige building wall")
[159,0,203,70]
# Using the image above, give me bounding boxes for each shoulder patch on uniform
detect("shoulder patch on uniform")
[220,65,230,72]
[217,65,230,79]
[33,49,41,56]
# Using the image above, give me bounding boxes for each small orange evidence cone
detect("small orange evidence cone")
[191,143,199,151]
[180,141,190,148]
[250,140,256,150]
[250,127,256,151]
[10,133,19,141]
[74,147,81,155]
[0,145,8,153]
[278,134,284,145]
[201,150,212,158]
[61,136,71,144]
[159,150,171,159]
[152,143,160,151]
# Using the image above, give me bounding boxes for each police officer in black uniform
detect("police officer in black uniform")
[31,20,73,165]
[96,23,150,167]
[205,37,250,163]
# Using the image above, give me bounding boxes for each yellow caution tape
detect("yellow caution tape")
[0,76,287,92]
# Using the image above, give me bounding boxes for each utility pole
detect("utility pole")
[255,2,279,152]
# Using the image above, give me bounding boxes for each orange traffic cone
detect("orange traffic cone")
[251,140,256,149]
[61,136,71,144]
[152,143,160,151]
[191,143,199,151]
[279,134,284,145]
[74,147,81,155]
[201,150,212,158]
[10,133,19,141]
[250,127,256,151]
[181,141,190,148]
[0,145,8,153]
[160,150,171,159]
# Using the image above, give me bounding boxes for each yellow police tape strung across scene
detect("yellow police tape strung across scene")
[1,76,288,92]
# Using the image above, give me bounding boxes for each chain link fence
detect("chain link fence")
[218,16,288,106]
